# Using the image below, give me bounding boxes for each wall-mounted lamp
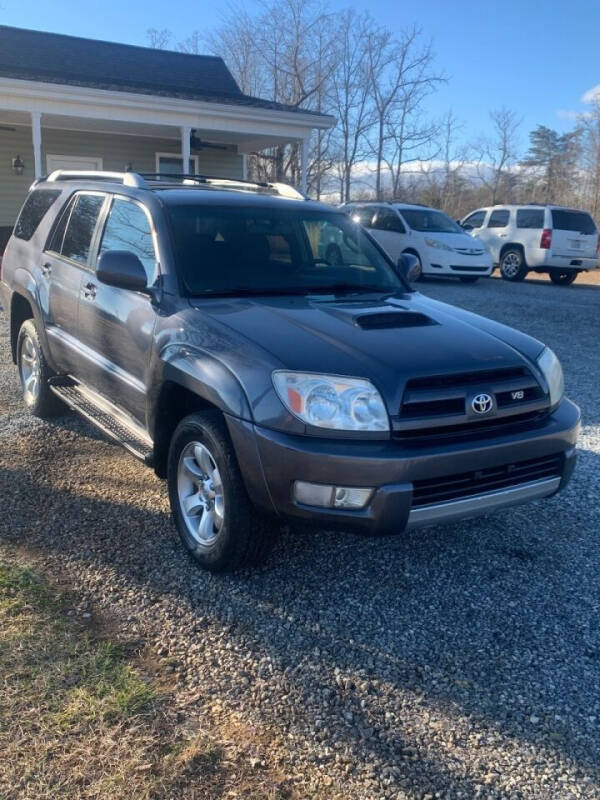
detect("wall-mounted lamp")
[12,155,25,175]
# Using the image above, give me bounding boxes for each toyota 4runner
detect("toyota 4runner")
[0,171,580,571]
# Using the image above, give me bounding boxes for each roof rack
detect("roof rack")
[44,170,306,199]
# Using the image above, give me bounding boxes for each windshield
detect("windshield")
[166,205,405,296]
[399,208,463,234]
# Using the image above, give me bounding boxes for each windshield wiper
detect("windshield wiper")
[193,284,395,297]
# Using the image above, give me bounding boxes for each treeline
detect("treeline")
[148,0,600,219]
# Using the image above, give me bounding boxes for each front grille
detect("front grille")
[411,454,563,507]
[454,247,486,256]
[395,366,548,440]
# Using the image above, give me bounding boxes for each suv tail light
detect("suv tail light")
[540,228,552,249]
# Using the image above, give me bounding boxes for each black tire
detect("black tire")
[459,276,479,283]
[325,244,343,265]
[16,319,63,418]
[549,270,578,286]
[500,247,528,281]
[167,411,275,572]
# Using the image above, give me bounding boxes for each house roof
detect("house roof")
[0,25,328,119]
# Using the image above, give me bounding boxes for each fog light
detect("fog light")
[293,481,373,510]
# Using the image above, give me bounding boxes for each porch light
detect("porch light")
[12,155,25,175]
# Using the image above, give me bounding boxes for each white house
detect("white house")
[0,24,334,249]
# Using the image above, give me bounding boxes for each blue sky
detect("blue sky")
[1,0,596,154]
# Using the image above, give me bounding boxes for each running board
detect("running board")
[49,378,154,466]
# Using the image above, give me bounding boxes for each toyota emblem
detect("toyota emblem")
[471,393,494,414]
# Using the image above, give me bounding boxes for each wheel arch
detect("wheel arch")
[499,242,526,263]
[9,290,35,364]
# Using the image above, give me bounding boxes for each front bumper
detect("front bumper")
[226,398,580,535]
[424,250,493,276]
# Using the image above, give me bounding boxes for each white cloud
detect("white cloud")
[557,109,583,121]
[582,84,600,103]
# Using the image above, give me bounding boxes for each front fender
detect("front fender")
[148,343,252,432]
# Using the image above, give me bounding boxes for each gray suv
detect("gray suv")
[0,171,580,571]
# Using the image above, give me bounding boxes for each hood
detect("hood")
[190,291,544,413]
[424,231,487,250]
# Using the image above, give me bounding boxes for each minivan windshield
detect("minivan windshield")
[166,205,405,296]
[399,208,463,234]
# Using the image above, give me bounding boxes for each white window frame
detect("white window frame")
[46,154,104,172]
[155,152,199,174]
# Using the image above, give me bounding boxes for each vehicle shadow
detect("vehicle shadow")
[1,430,599,796]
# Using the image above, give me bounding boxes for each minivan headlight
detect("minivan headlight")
[272,371,389,432]
[425,237,453,251]
[537,347,564,407]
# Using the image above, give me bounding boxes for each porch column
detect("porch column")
[31,111,42,178]
[300,136,309,196]
[181,125,191,175]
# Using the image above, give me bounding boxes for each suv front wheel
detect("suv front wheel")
[500,248,528,281]
[167,411,274,572]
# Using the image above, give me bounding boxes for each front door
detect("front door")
[46,154,103,173]
[76,195,159,423]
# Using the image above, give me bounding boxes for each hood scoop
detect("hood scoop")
[354,310,437,330]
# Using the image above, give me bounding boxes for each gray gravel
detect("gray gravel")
[1,274,599,799]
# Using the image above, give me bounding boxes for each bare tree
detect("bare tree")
[146,28,172,49]
[472,107,521,204]
[329,10,375,202]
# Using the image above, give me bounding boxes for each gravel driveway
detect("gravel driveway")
[1,275,599,799]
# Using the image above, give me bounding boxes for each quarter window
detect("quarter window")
[487,210,510,228]
[14,190,61,240]
[60,194,105,264]
[516,209,544,229]
[99,198,157,282]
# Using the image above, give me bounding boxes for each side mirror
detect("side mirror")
[97,250,148,292]
[462,223,474,232]
[397,252,420,283]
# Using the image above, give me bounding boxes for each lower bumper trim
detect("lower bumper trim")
[407,476,561,528]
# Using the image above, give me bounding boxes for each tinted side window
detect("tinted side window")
[372,208,405,233]
[99,198,157,282]
[350,207,376,227]
[46,196,76,254]
[516,209,544,229]
[61,194,105,264]
[14,190,61,240]
[487,210,510,228]
[551,209,597,235]
[463,211,486,228]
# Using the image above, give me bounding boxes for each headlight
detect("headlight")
[272,371,389,432]
[537,347,564,407]
[425,237,453,251]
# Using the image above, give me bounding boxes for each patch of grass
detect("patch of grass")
[0,560,299,800]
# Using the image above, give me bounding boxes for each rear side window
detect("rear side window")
[551,209,597,235]
[14,190,61,240]
[516,209,544,229]
[487,209,510,228]
[61,194,105,264]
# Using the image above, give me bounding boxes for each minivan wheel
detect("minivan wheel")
[17,319,63,418]
[500,248,528,281]
[167,411,274,572]
[549,270,578,286]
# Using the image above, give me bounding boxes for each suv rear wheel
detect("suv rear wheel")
[17,319,63,418]
[500,248,528,281]
[549,270,578,286]
[167,411,275,572]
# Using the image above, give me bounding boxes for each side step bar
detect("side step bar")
[49,378,154,466]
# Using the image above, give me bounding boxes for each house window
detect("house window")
[155,153,199,176]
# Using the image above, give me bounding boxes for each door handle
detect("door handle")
[83,282,97,300]
[41,262,52,277]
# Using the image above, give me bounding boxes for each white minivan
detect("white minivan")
[342,202,493,282]
[461,204,599,285]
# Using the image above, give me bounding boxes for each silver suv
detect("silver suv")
[461,205,599,285]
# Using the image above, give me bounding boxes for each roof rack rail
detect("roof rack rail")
[44,170,306,199]
[46,170,147,188]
